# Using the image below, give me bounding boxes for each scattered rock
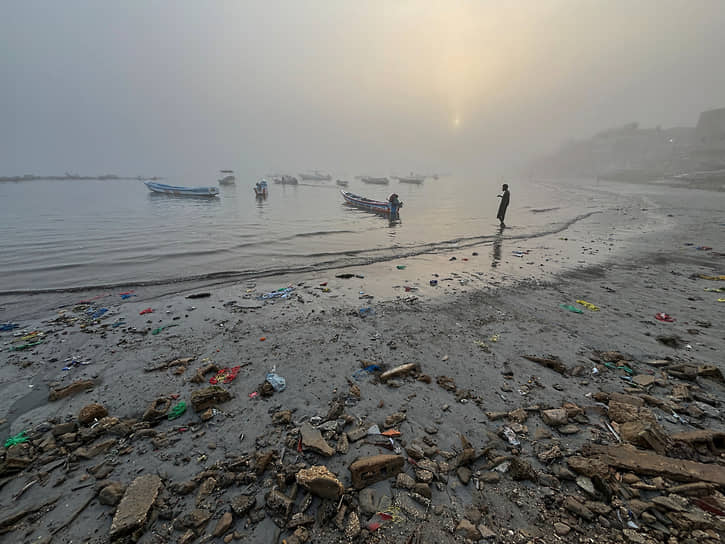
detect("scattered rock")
[78,403,108,426]
[98,482,125,506]
[190,386,231,412]
[384,412,406,428]
[49,379,95,401]
[541,408,568,427]
[212,512,233,537]
[296,466,343,499]
[300,422,335,457]
[231,495,256,517]
[554,522,571,536]
[109,474,162,539]
[456,519,481,540]
[349,454,405,489]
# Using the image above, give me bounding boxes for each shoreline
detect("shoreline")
[1,181,724,543]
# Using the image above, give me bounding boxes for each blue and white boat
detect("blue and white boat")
[144,181,219,197]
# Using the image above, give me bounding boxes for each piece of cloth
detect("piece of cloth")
[497,189,510,222]
[576,300,600,311]
[210,366,241,385]
[655,312,675,322]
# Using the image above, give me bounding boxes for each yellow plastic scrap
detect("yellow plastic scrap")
[698,274,725,281]
[576,300,600,311]
[489,334,499,343]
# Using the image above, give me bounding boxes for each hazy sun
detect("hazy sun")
[453,117,461,127]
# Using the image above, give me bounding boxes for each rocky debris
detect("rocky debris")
[191,362,220,384]
[456,518,481,540]
[78,403,108,425]
[300,422,335,456]
[212,512,233,537]
[98,482,125,506]
[349,454,405,489]
[190,386,231,412]
[344,511,361,539]
[273,410,292,425]
[522,355,567,374]
[266,489,294,520]
[541,408,568,427]
[48,379,95,401]
[231,494,256,517]
[509,457,537,481]
[142,397,171,422]
[296,466,343,499]
[109,474,162,539]
[383,411,406,428]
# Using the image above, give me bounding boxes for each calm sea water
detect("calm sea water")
[0,175,576,291]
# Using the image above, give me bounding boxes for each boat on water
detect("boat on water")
[218,170,235,185]
[360,176,389,185]
[254,179,269,197]
[144,180,219,197]
[340,190,402,215]
[272,175,298,185]
[336,179,349,187]
[397,175,424,184]
[299,171,332,181]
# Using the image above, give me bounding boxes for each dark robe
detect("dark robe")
[497,190,510,222]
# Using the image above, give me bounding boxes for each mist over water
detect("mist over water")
[0,176,576,291]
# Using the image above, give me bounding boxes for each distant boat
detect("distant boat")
[144,180,219,197]
[336,179,349,187]
[272,175,298,185]
[299,171,332,181]
[397,175,424,184]
[254,179,269,197]
[341,190,402,215]
[218,170,235,185]
[361,176,389,185]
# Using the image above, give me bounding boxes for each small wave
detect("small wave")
[292,229,356,238]
[0,212,600,295]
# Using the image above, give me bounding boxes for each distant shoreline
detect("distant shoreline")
[0,174,163,182]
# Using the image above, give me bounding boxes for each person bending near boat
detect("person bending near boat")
[388,193,402,218]
[496,183,510,228]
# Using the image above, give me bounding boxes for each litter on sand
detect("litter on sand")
[259,287,294,300]
[576,300,600,311]
[139,308,154,315]
[209,366,241,385]
[151,324,179,335]
[698,274,725,281]
[265,372,286,392]
[0,323,19,331]
[186,292,211,299]
[167,402,187,420]
[4,431,28,448]
[655,312,675,322]
[560,304,583,314]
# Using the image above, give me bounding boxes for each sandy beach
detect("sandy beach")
[1,180,724,544]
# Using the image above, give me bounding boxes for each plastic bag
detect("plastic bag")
[266,372,286,392]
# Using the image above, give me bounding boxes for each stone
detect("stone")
[415,469,434,483]
[632,374,656,387]
[537,444,562,463]
[78,403,108,426]
[608,401,655,425]
[508,408,528,423]
[413,483,431,499]
[196,477,216,506]
[576,475,596,497]
[346,425,370,442]
[406,442,426,460]
[563,496,594,521]
[98,482,125,506]
[478,525,496,539]
[266,489,293,519]
[359,488,377,515]
[619,421,669,454]
[142,398,171,422]
[109,474,162,539]
[295,466,343,499]
[349,454,405,489]
[479,471,500,483]
[190,386,231,412]
[175,480,197,495]
[52,422,77,436]
[75,438,116,460]
[300,422,335,457]
[541,408,568,427]
[567,456,609,479]
[336,432,349,454]
[212,512,233,537]
[384,412,406,428]
[455,519,481,540]
[231,495,256,517]
[509,457,537,481]
[554,522,571,536]
[272,410,292,425]
[179,509,212,529]
[651,495,688,512]
[558,424,580,435]
[48,379,95,401]
[344,512,361,540]
[457,466,472,484]
[396,472,415,489]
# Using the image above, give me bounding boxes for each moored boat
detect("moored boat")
[397,175,424,184]
[218,170,235,185]
[336,179,349,187]
[144,180,219,197]
[272,175,298,185]
[360,176,389,185]
[299,171,332,181]
[340,190,402,215]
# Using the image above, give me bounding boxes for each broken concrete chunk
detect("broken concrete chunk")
[349,454,405,489]
[190,386,231,412]
[563,496,594,521]
[266,489,294,519]
[541,408,568,427]
[384,412,406,428]
[300,422,335,457]
[78,403,108,426]
[110,474,162,539]
[212,512,233,537]
[231,495,256,517]
[296,466,344,499]
[49,379,95,401]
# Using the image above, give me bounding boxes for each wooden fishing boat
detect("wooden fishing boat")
[336,179,349,187]
[299,171,331,181]
[340,190,402,215]
[254,179,269,197]
[361,176,389,185]
[144,180,219,197]
[218,170,236,185]
[272,175,298,185]
[397,175,424,184]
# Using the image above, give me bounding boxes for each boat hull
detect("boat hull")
[218,175,236,185]
[144,181,219,197]
[336,180,349,187]
[340,190,400,215]
[299,173,331,181]
[398,176,424,184]
[361,177,389,185]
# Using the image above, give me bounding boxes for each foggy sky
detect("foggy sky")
[3,1,724,178]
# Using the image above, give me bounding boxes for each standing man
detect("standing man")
[496,183,510,228]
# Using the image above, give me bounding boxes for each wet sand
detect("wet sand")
[0,180,724,543]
